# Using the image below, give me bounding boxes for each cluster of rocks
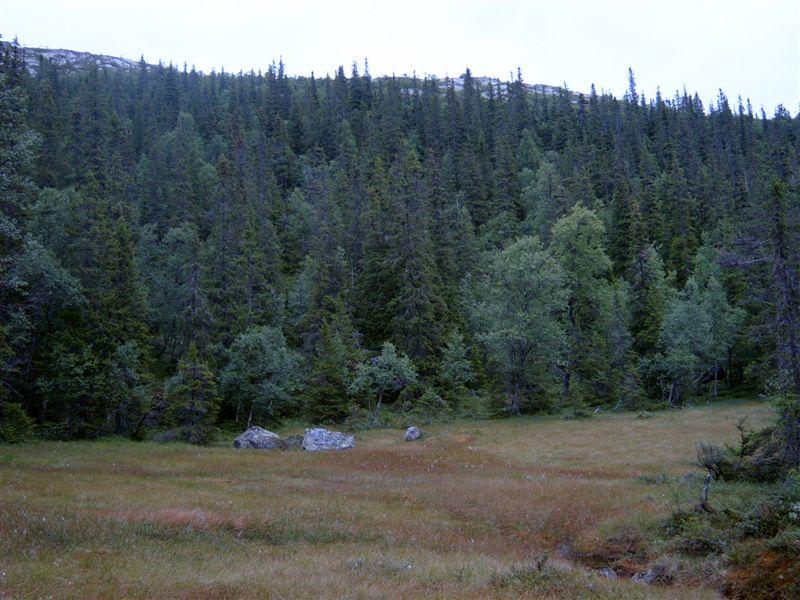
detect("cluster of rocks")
[233,424,424,450]
[233,426,353,451]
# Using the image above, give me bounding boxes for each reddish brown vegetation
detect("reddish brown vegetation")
[724,549,800,599]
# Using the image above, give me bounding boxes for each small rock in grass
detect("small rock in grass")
[597,567,617,579]
[631,564,665,584]
[405,426,422,441]
[556,543,572,558]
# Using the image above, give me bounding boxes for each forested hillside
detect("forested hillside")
[1,40,798,446]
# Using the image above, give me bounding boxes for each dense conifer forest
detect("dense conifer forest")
[1,40,799,452]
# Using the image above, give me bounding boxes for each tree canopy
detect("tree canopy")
[1,43,798,449]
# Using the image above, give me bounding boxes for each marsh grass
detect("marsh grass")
[0,401,772,598]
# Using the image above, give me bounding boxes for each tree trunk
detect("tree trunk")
[509,377,522,416]
[784,411,800,466]
[371,391,383,426]
[668,379,679,407]
[712,366,719,402]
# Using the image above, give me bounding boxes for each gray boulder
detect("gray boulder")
[404,426,422,441]
[302,428,354,451]
[597,567,617,580]
[233,426,282,449]
[631,564,666,585]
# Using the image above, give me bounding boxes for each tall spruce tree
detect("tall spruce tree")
[164,342,218,444]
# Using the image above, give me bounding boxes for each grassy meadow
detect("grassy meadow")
[0,400,775,599]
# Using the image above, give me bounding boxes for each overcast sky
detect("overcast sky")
[2,0,798,112]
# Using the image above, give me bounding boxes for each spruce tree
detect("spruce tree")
[305,317,357,423]
[628,244,671,360]
[164,343,218,444]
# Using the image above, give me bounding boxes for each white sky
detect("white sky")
[2,0,798,113]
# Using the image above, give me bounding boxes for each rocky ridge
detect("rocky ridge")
[2,42,580,101]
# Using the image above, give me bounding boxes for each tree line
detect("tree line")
[0,41,798,453]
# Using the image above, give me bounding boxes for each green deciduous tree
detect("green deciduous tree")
[552,204,618,402]
[350,341,417,423]
[691,243,745,397]
[467,236,567,414]
[221,326,301,426]
[659,244,743,404]
[660,278,712,405]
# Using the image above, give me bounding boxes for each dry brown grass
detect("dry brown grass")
[0,400,773,598]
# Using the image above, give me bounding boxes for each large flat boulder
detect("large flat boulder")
[233,426,282,449]
[302,428,354,451]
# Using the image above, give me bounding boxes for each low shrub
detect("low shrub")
[697,421,791,483]
[153,425,218,445]
[658,463,800,595]
[455,390,493,420]
[0,402,35,443]
[402,386,452,424]
[561,405,594,420]
[663,511,729,556]
[766,528,800,558]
